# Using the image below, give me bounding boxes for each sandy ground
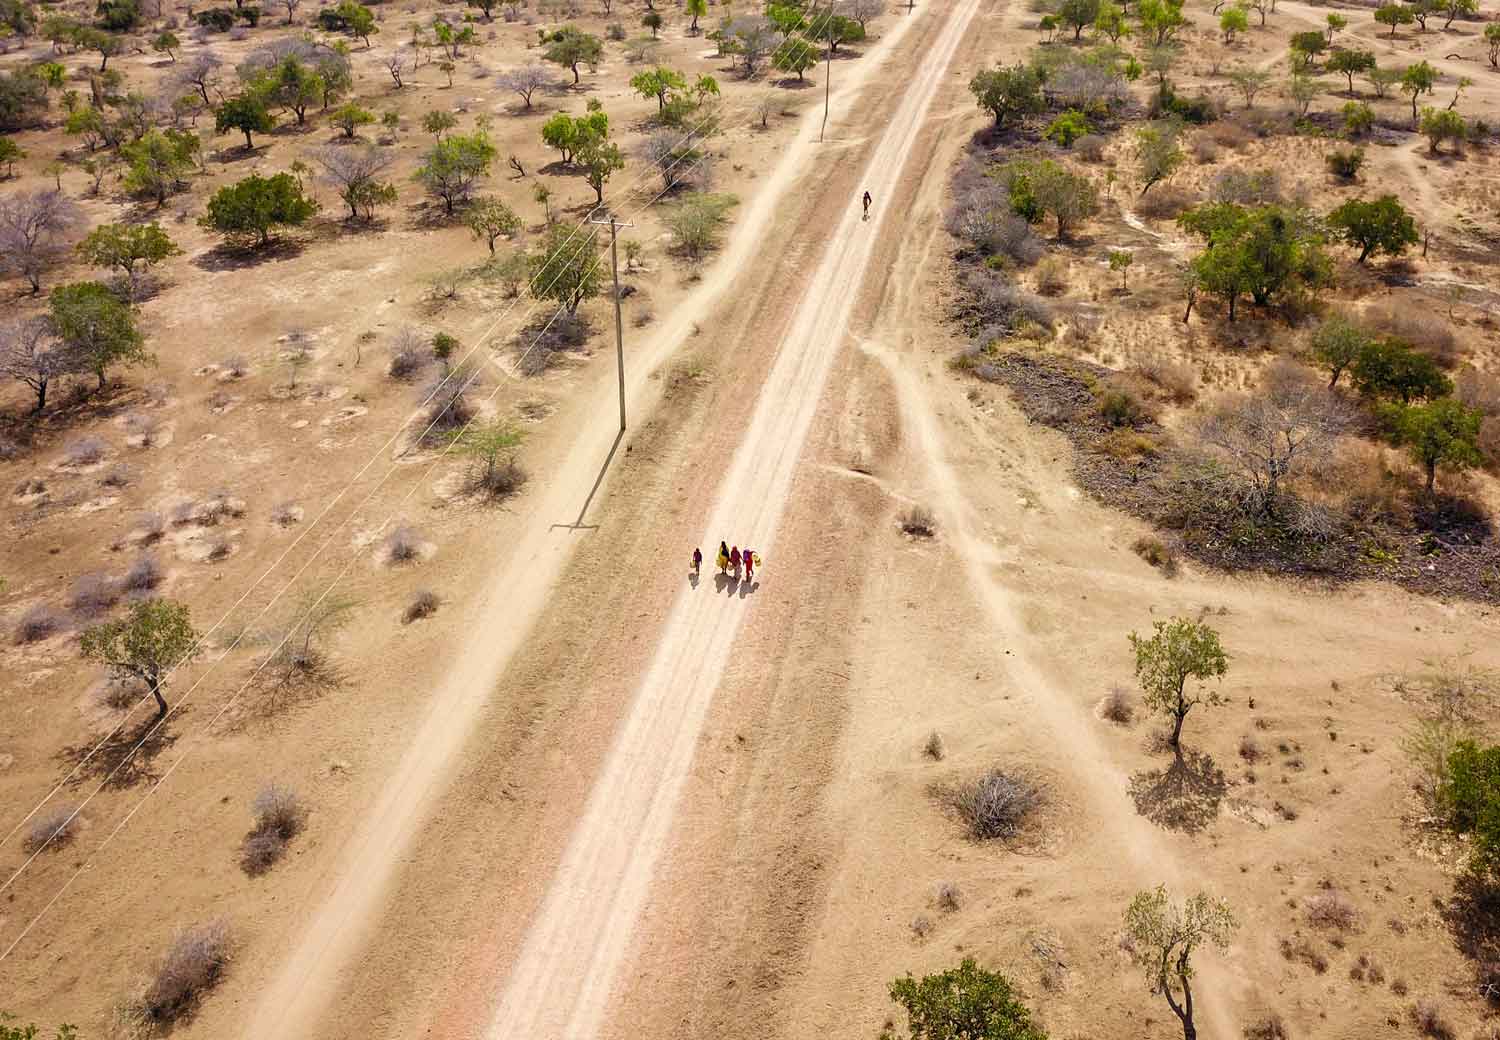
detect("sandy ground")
[5,0,1500,1036]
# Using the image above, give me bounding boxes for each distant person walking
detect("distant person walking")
[862,191,872,220]
[730,546,742,579]
[743,548,755,582]
[692,547,702,577]
[716,541,730,574]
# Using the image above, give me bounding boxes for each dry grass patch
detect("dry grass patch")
[1100,686,1134,724]
[24,806,78,853]
[1304,889,1359,931]
[402,589,440,624]
[947,769,1044,842]
[14,604,64,644]
[240,785,304,876]
[900,505,937,538]
[1130,535,1178,576]
[118,919,232,1033]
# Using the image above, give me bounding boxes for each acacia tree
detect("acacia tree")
[969,63,1044,128]
[0,316,83,412]
[1226,66,1271,108]
[1400,60,1435,124]
[1134,118,1183,194]
[201,172,319,245]
[415,131,496,214]
[1129,617,1228,754]
[542,26,604,84]
[1326,194,1419,263]
[49,281,151,388]
[1389,398,1483,492]
[1028,160,1099,241]
[76,222,182,296]
[498,64,555,108]
[881,959,1047,1040]
[121,127,199,206]
[528,224,600,314]
[80,598,200,718]
[1309,315,1372,388]
[1326,48,1375,94]
[1374,1,1413,35]
[1123,886,1237,1040]
[1200,361,1349,514]
[464,197,521,253]
[312,144,396,221]
[0,190,84,294]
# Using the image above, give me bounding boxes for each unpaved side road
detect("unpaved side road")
[241,10,934,1038]
[484,0,984,1035]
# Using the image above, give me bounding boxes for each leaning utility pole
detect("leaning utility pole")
[589,214,633,432]
[819,4,833,141]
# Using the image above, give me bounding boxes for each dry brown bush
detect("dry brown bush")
[24,806,78,853]
[123,554,164,593]
[1279,935,1328,973]
[384,525,424,563]
[950,769,1043,841]
[1101,685,1134,723]
[1034,256,1069,297]
[1365,304,1460,367]
[1130,535,1178,575]
[1243,1013,1289,1040]
[133,919,232,1027]
[101,463,135,488]
[1075,133,1107,162]
[1134,185,1200,220]
[1411,1001,1453,1040]
[240,785,304,876]
[1205,119,1255,150]
[63,436,108,466]
[402,589,440,623]
[936,882,963,912]
[70,572,121,618]
[900,505,936,538]
[15,604,64,643]
[1304,890,1359,931]
[1239,734,1262,762]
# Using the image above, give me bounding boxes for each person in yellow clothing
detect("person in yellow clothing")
[716,541,730,574]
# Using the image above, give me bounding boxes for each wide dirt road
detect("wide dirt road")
[484,0,983,1035]
[243,5,968,1037]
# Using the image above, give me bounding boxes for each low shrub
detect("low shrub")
[402,589,439,623]
[1133,358,1197,404]
[240,785,303,875]
[136,920,232,1025]
[900,505,936,537]
[1101,686,1134,723]
[15,604,64,643]
[1279,935,1328,974]
[1411,1001,1453,1040]
[384,525,423,563]
[64,437,108,466]
[1134,184,1200,220]
[1095,386,1152,428]
[1304,890,1359,931]
[924,731,945,760]
[1130,536,1178,575]
[936,882,963,912]
[950,769,1043,841]
[1243,1014,1289,1040]
[24,806,78,853]
[70,572,122,618]
[1326,147,1365,180]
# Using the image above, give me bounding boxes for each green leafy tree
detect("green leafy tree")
[968,63,1044,129]
[642,10,663,37]
[335,0,376,44]
[1226,65,1272,108]
[1410,0,1438,30]
[330,101,374,137]
[773,36,819,80]
[1326,194,1419,263]
[1287,71,1321,117]
[1290,30,1327,69]
[152,29,180,61]
[529,223,600,314]
[1326,47,1375,94]
[1134,118,1182,194]
[766,2,807,34]
[1058,0,1101,39]
[823,14,866,52]
[467,0,496,19]
[1442,0,1478,27]
[1123,886,1237,1040]
[1043,109,1090,147]
[879,959,1048,1040]
[1486,22,1500,68]
[685,0,707,33]
[578,135,624,204]
[1026,159,1099,241]
[80,598,200,718]
[542,25,604,84]
[77,222,181,295]
[1325,11,1347,39]
[1341,100,1373,135]
[422,109,458,139]
[201,172,319,246]
[1095,0,1130,42]
[1219,5,1247,41]
[1374,2,1413,35]
[630,66,687,114]
[311,142,395,221]
[1109,248,1133,290]
[216,93,275,149]
[254,55,325,125]
[49,280,149,388]
[1350,338,1452,403]
[464,197,520,253]
[1308,314,1371,388]
[1419,105,1466,153]
[120,127,198,206]
[414,130,496,214]
[1129,617,1228,754]
[0,137,23,178]
[1388,398,1483,492]
[1179,202,1331,320]
[1138,0,1186,45]
[1400,59,1436,124]
[1367,64,1402,98]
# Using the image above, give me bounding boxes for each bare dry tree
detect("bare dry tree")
[0,190,85,295]
[497,64,557,108]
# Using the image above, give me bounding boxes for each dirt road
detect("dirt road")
[485,2,982,1035]
[242,8,943,1036]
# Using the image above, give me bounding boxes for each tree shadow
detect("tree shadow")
[192,237,307,272]
[1444,873,1500,1005]
[1127,748,1227,833]
[774,76,818,90]
[59,714,181,790]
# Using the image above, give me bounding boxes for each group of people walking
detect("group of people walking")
[690,542,759,582]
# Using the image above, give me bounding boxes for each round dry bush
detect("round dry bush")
[15,604,65,644]
[1304,890,1359,931]
[70,572,122,618]
[252,784,304,840]
[951,769,1043,841]
[140,920,232,1024]
[123,554,164,594]
[24,806,78,853]
[1134,184,1200,221]
[384,525,424,564]
[63,436,108,467]
[1100,686,1134,724]
[900,505,937,538]
[403,589,440,623]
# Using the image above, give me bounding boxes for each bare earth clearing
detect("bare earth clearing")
[3,0,1500,1036]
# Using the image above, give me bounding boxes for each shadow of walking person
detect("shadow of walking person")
[714,572,731,594]
[688,570,700,589]
[738,580,760,599]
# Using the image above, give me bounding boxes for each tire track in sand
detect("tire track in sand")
[484,0,984,1035]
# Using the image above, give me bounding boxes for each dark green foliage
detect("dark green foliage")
[881,958,1048,1040]
[1387,398,1484,491]
[95,0,139,31]
[1350,338,1451,403]
[201,172,319,246]
[215,93,275,148]
[195,6,236,30]
[969,63,1044,129]
[1441,742,1500,881]
[1178,202,1332,320]
[49,280,150,388]
[1325,147,1364,179]
[0,69,48,131]
[1326,195,1419,263]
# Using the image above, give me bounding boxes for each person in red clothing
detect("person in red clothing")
[742,548,754,582]
[691,547,702,577]
[729,546,741,579]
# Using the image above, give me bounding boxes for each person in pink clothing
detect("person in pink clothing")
[729,546,741,579]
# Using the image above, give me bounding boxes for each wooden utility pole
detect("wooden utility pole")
[819,4,833,142]
[589,214,633,432]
